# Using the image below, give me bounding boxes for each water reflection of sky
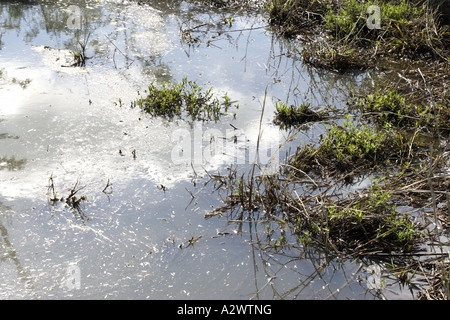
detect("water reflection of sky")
[0,0,393,299]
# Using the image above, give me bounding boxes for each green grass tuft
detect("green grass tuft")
[274,101,323,128]
[131,77,236,121]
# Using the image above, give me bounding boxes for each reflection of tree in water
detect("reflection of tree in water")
[0,156,26,171]
[0,0,267,84]
[0,0,268,85]
[0,0,174,83]
[0,201,35,297]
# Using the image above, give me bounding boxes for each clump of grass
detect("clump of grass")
[131,77,236,121]
[71,41,87,67]
[324,0,425,42]
[47,175,88,220]
[267,0,298,36]
[324,0,369,41]
[69,34,91,67]
[11,77,32,89]
[322,116,393,165]
[323,117,385,162]
[359,89,413,124]
[322,178,424,253]
[325,0,449,59]
[293,114,405,173]
[269,0,449,72]
[273,101,323,128]
[352,89,450,129]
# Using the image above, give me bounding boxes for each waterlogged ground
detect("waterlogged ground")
[0,0,406,299]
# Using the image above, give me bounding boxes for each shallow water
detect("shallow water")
[0,0,406,299]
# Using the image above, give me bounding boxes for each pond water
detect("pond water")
[0,0,408,299]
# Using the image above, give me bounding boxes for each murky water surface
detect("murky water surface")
[0,0,405,299]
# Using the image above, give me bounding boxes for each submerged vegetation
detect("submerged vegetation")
[47,175,113,220]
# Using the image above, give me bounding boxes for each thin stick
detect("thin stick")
[103,33,134,66]
[427,144,440,229]
[248,85,268,209]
